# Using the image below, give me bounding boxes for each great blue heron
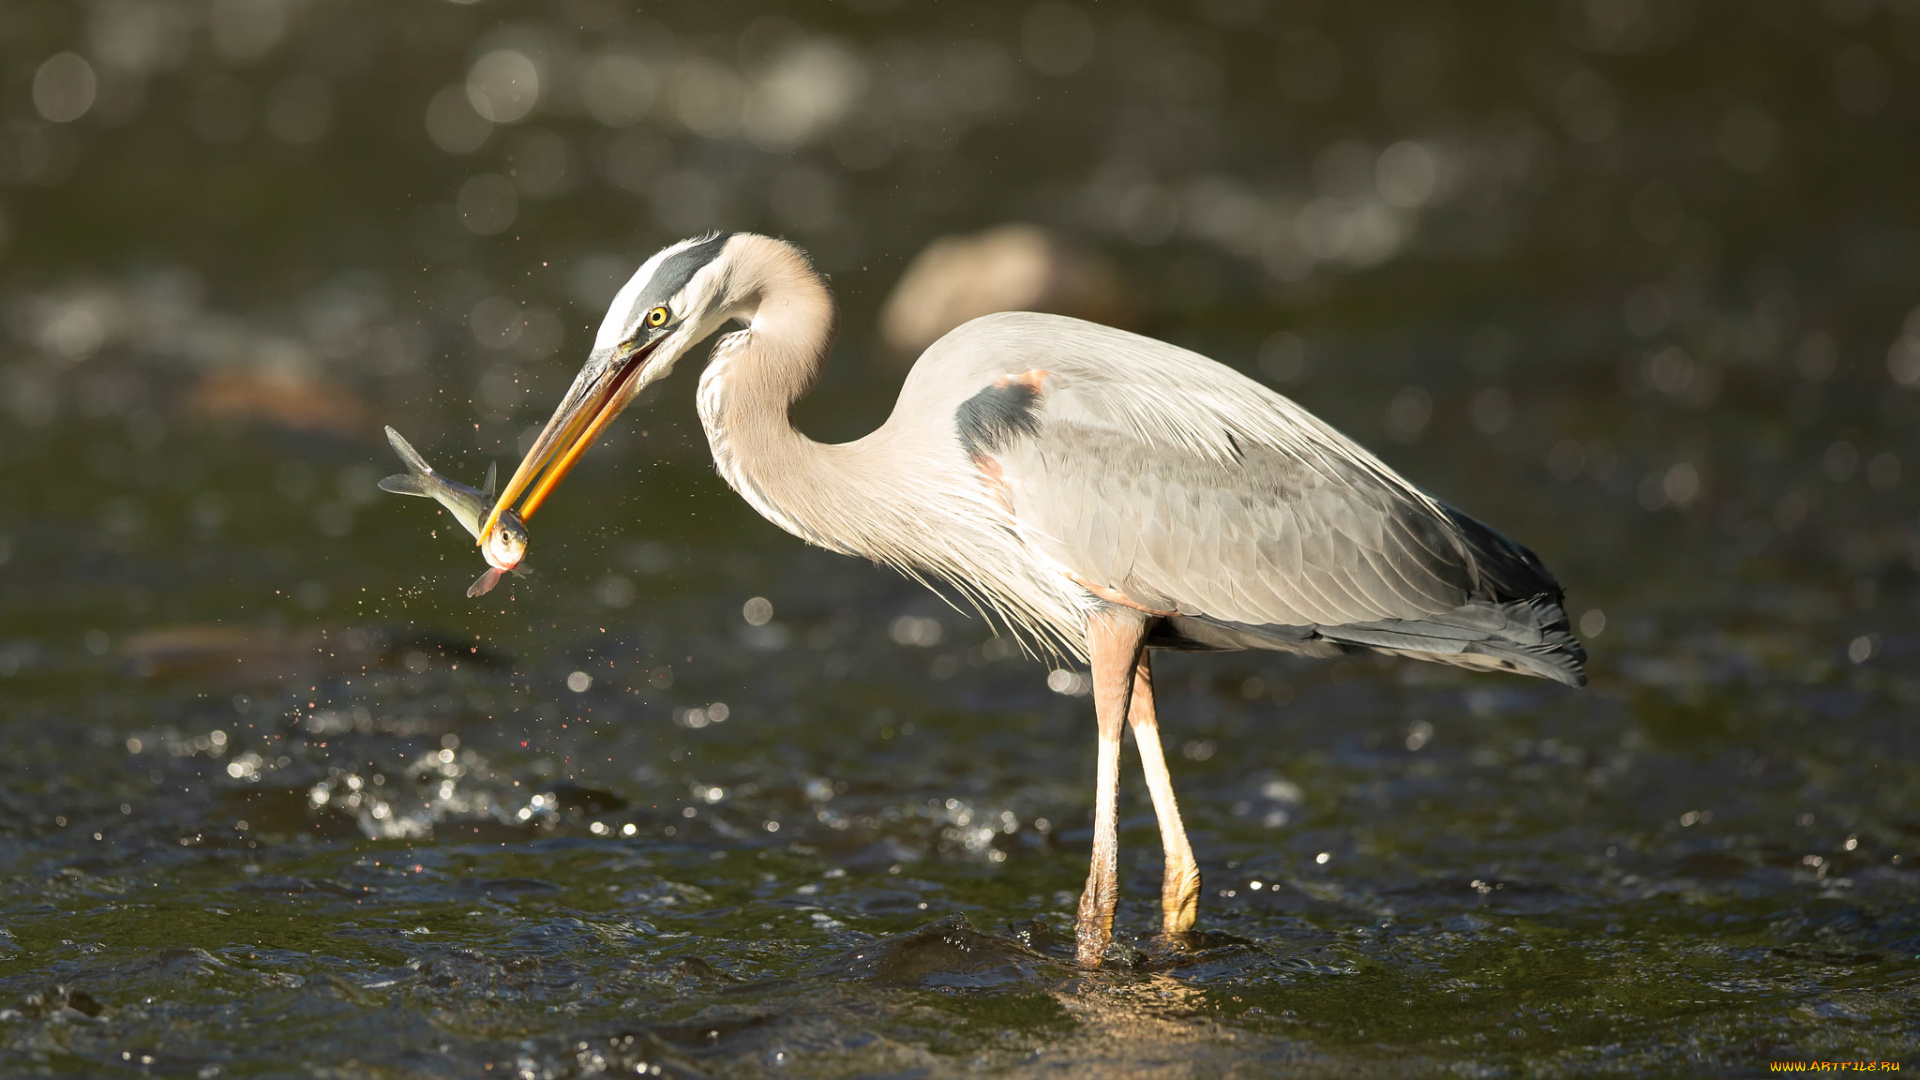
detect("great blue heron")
[481,232,1586,968]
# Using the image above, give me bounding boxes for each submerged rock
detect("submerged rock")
[840,914,1063,990]
[187,367,372,438]
[3,987,103,1021]
[117,623,507,686]
[877,224,1133,361]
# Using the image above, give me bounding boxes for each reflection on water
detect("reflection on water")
[2,0,1918,1075]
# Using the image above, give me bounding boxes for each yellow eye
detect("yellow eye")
[646,306,669,328]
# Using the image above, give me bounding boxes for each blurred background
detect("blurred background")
[2,0,1917,1075]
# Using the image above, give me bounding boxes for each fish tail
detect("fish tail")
[378,474,431,497]
[380,426,439,497]
[384,426,436,480]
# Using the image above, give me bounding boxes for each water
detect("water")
[3,1,1918,1075]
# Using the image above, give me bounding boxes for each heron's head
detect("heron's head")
[480,233,738,544]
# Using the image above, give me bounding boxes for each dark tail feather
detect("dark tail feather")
[1161,594,1587,688]
[1318,596,1587,687]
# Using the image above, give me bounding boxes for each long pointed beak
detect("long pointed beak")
[479,339,657,544]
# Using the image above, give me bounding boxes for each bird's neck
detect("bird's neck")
[690,236,1088,657]
[695,237,865,554]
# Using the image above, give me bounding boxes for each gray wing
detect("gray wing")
[945,315,1584,685]
[1007,423,1474,625]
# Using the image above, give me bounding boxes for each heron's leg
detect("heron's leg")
[1075,607,1147,968]
[1126,651,1202,934]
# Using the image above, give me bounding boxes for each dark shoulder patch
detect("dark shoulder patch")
[641,232,733,309]
[956,376,1045,458]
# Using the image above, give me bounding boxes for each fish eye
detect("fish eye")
[645,306,669,328]
[487,521,527,564]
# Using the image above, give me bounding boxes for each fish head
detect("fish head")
[482,510,530,571]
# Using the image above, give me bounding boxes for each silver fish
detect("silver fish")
[378,426,530,597]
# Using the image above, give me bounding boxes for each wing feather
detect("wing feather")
[920,312,1577,682]
[966,316,1552,630]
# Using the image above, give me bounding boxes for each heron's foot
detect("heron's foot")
[1161,861,1202,935]
[1074,881,1117,968]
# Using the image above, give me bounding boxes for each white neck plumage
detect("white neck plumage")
[693,236,860,555]
[688,234,1090,658]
